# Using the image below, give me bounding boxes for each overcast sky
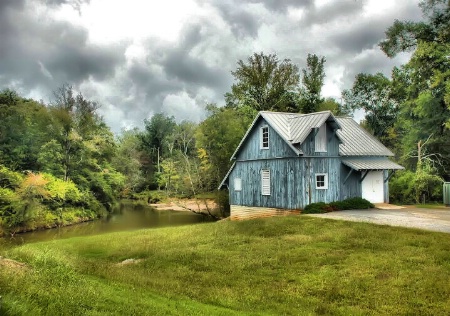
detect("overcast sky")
[0,0,423,133]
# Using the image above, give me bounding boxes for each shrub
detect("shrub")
[213,190,230,217]
[303,198,374,214]
[389,171,416,204]
[337,197,374,210]
[414,170,442,203]
[303,202,328,214]
[0,164,24,188]
[147,190,165,203]
[43,173,83,206]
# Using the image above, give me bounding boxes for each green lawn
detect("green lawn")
[1,216,450,315]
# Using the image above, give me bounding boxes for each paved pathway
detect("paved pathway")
[308,207,450,233]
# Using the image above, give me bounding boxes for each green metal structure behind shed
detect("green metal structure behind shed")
[444,182,450,206]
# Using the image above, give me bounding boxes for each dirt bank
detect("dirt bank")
[150,198,217,213]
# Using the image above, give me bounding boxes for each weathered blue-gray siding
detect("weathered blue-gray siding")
[229,156,341,209]
[340,164,362,200]
[300,122,340,156]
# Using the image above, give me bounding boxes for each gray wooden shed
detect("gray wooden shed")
[219,111,404,220]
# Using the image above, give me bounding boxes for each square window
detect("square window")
[261,126,269,149]
[316,173,328,189]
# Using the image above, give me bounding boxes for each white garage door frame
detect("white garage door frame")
[361,171,384,203]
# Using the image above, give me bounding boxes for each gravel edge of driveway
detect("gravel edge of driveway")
[306,208,450,234]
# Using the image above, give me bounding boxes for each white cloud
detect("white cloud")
[162,91,205,122]
[0,0,424,133]
[54,0,203,44]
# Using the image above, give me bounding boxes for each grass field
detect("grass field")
[1,216,450,315]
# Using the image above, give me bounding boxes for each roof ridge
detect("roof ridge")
[298,110,331,117]
[260,110,332,117]
[259,110,297,115]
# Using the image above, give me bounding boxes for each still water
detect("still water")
[1,201,213,246]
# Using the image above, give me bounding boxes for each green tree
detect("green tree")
[299,54,326,113]
[139,113,177,189]
[174,121,197,156]
[196,104,255,190]
[141,113,177,158]
[0,89,52,171]
[380,0,450,176]
[225,52,300,112]
[112,129,145,194]
[317,97,349,116]
[390,138,444,204]
[0,88,125,232]
[379,0,449,58]
[44,85,123,210]
[342,73,399,147]
[0,164,23,233]
[46,85,110,182]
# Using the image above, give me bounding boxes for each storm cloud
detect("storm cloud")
[0,0,125,96]
[0,0,423,132]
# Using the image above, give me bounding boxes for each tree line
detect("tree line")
[344,0,449,203]
[0,85,124,235]
[113,0,450,205]
[1,0,448,234]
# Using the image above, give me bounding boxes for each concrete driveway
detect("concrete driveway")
[308,207,450,233]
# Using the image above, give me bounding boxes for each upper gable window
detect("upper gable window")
[260,126,269,149]
[315,123,327,152]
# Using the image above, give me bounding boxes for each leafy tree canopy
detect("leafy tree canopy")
[380,0,450,177]
[300,53,326,113]
[342,73,399,147]
[379,0,450,57]
[225,52,300,112]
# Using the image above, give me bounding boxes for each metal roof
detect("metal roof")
[259,112,291,141]
[289,111,339,144]
[342,158,404,171]
[260,110,341,144]
[336,117,394,157]
[230,112,303,160]
[230,111,396,160]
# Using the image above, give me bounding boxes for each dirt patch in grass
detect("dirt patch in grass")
[116,258,143,266]
[0,256,29,272]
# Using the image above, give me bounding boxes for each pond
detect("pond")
[1,201,213,246]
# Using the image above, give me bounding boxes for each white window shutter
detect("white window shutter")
[234,178,242,191]
[261,169,270,195]
[315,123,327,152]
